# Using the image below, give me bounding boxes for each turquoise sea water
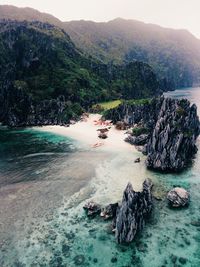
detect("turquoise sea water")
[0,88,200,267]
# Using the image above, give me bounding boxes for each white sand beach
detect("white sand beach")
[34,114,149,196]
[34,114,135,152]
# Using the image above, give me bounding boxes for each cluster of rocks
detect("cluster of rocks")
[83,179,153,244]
[83,201,118,220]
[83,180,191,247]
[106,97,200,172]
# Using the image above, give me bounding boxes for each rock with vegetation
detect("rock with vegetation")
[146,98,200,172]
[115,179,153,244]
[167,188,190,208]
[106,97,200,172]
[105,98,162,128]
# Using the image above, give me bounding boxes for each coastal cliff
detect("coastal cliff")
[146,98,199,171]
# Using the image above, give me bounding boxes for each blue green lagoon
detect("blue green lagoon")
[0,88,200,267]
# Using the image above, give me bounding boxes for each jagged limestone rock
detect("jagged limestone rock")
[115,179,153,244]
[106,97,200,172]
[146,98,199,171]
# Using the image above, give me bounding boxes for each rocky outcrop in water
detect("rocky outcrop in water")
[167,188,190,208]
[115,179,153,244]
[105,97,200,172]
[83,201,101,217]
[146,98,199,171]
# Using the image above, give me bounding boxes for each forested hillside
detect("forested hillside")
[1,5,200,90]
[0,20,159,126]
[64,18,200,89]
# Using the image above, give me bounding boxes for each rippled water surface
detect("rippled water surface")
[0,88,200,267]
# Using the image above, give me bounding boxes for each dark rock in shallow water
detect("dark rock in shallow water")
[93,258,98,263]
[83,201,101,217]
[115,179,153,244]
[111,257,118,263]
[100,203,118,220]
[179,257,187,264]
[167,188,190,208]
[190,220,200,227]
[73,255,85,265]
[62,244,70,255]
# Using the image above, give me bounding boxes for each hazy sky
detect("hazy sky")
[1,0,200,38]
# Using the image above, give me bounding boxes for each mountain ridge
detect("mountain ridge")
[1,5,199,89]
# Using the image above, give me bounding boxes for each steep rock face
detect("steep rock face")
[105,97,200,172]
[146,98,199,171]
[115,179,153,244]
[0,83,81,127]
[105,98,163,129]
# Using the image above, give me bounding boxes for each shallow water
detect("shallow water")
[0,88,200,267]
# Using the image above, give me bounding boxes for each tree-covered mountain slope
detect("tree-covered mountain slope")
[64,18,200,89]
[1,5,200,90]
[0,20,159,126]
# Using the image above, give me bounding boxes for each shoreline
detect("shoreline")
[34,113,147,194]
[34,114,136,153]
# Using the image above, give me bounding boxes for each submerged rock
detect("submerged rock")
[83,201,101,217]
[73,255,85,265]
[115,179,153,244]
[167,187,190,208]
[190,221,200,227]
